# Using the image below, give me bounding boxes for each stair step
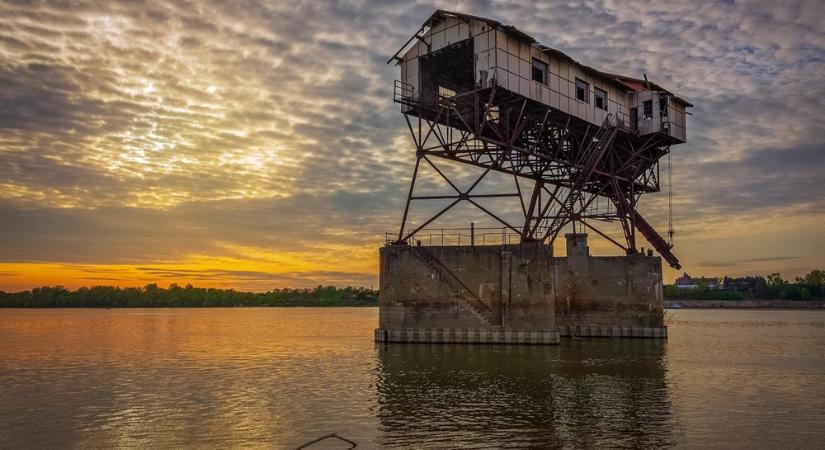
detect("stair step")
[410,246,493,326]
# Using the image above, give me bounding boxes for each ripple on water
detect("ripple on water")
[0,308,824,448]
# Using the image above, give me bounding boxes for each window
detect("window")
[531,58,548,85]
[643,100,652,119]
[575,78,589,103]
[438,85,457,98]
[659,97,668,117]
[594,87,607,111]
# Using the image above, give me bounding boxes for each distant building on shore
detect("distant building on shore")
[722,276,756,293]
[675,273,720,289]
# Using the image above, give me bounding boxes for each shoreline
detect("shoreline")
[4,302,823,310]
[0,304,379,309]
[665,299,825,309]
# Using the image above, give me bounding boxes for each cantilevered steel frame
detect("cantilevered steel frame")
[392,81,682,269]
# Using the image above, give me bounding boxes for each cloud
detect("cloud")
[135,267,375,287]
[741,256,802,263]
[0,192,401,265]
[677,142,825,217]
[0,0,823,288]
[700,256,801,267]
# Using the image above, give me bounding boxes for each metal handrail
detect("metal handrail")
[393,80,416,106]
[385,225,551,247]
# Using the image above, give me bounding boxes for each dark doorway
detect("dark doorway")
[419,39,474,106]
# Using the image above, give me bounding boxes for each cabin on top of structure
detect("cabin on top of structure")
[389,9,692,143]
[387,9,691,271]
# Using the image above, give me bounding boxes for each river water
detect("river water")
[1,308,823,449]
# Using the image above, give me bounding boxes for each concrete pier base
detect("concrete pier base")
[557,325,667,338]
[375,328,561,344]
[377,234,667,345]
[378,242,558,344]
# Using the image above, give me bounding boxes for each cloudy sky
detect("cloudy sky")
[0,0,823,291]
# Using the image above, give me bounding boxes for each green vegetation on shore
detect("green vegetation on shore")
[0,284,378,308]
[664,270,824,301]
[3,269,822,307]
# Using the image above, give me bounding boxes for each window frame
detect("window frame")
[438,85,457,98]
[531,58,548,85]
[643,100,653,119]
[594,87,608,111]
[575,78,589,104]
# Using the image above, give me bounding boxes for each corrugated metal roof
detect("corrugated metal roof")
[394,9,693,107]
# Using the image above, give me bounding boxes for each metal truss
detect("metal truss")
[394,84,681,269]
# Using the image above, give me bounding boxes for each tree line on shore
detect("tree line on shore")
[3,269,822,307]
[664,270,825,301]
[0,284,379,308]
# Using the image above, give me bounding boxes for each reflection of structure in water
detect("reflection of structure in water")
[375,342,674,448]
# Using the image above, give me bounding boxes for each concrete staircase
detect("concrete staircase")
[410,245,494,327]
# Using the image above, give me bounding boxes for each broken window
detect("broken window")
[643,100,652,119]
[419,39,474,105]
[438,85,457,98]
[575,78,589,103]
[594,87,607,111]
[531,58,547,85]
[659,96,668,117]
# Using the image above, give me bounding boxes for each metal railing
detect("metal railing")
[385,225,551,247]
[393,80,417,107]
[394,80,475,110]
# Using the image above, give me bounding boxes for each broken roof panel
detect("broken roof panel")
[392,9,693,107]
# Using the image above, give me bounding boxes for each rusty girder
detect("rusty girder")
[395,86,681,269]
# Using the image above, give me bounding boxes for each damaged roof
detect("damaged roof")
[395,9,693,107]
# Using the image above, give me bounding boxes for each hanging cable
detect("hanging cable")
[667,147,675,247]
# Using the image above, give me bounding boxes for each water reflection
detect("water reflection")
[5,309,822,448]
[376,341,675,449]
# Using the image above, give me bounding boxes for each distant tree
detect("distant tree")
[766,273,785,287]
[0,284,378,308]
[804,270,824,287]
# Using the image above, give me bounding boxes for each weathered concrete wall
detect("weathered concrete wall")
[554,233,665,331]
[378,242,555,335]
[377,234,666,342]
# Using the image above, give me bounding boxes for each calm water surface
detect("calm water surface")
[1,308,823,449]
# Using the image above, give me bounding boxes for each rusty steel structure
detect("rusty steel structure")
[389,11,688,269]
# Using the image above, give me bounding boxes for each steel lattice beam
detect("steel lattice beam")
[394,86,681,269]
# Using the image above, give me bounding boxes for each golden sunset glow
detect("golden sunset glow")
[0,241,380,292]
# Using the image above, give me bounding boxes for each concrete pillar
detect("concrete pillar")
[500,250,511,326]
[565,233,589,276]
[565,233,589,258]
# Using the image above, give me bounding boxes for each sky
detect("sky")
[0,0,823,292]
